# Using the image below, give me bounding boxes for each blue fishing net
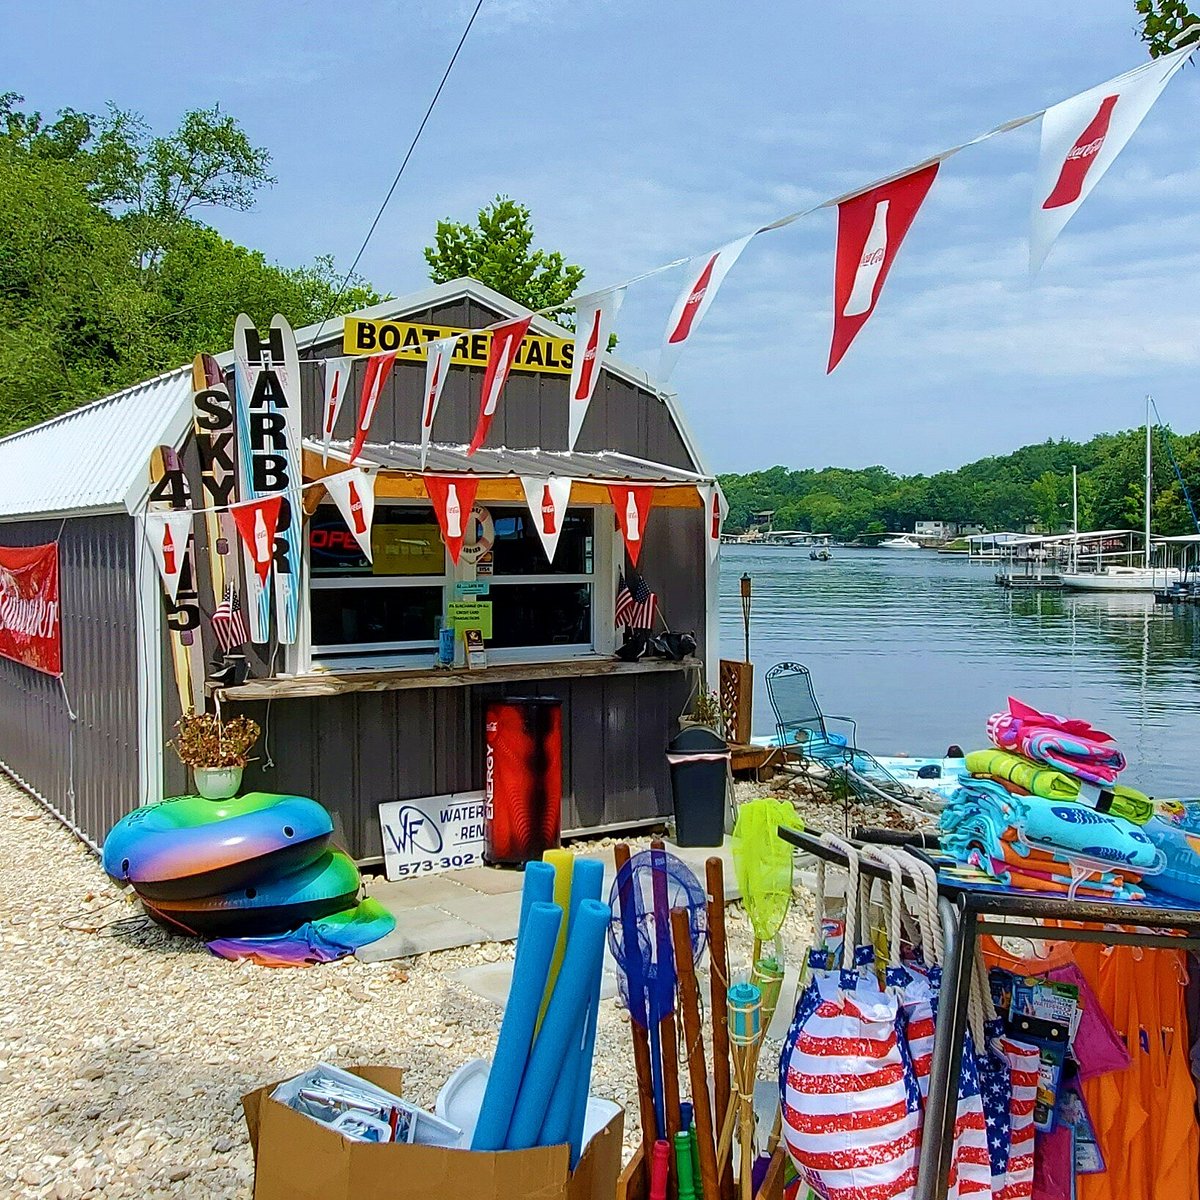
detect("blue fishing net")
[607,848,708,1028]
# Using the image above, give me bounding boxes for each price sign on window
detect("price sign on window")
[447,600,493,638]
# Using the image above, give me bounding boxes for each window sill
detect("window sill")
[211,655,700,702]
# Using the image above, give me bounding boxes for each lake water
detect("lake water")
[718,545,1200,798]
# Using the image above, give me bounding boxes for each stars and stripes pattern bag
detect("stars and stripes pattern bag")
[781,836,921,1200]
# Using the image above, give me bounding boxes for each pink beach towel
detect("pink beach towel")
[987,697,1126,786]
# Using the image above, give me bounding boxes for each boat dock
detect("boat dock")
[995,572,1063,590]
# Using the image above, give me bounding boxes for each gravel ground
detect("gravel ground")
[0,770,920,1199]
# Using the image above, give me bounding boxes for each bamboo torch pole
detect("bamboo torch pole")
[740,574,752,663]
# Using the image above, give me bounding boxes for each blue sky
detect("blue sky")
[4,1,1197,474]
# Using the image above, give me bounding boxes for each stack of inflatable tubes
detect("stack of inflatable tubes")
[102,792,365,938]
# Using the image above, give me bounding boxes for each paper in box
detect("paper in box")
[243,1065,623,1200]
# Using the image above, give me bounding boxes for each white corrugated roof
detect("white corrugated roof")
[0,276,708,522]
[0,368,194,521]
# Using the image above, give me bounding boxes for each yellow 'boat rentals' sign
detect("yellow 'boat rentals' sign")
[342,317,574,376]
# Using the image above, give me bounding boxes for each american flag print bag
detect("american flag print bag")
[781,837,921,1200]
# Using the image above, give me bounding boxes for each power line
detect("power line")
[310,0,486,347]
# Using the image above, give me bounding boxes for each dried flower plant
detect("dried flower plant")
[688,687,732,736]
[171,711,260,769]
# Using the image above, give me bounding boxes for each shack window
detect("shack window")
[308,501,600,666]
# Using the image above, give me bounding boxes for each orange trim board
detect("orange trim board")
[301,449,705,509]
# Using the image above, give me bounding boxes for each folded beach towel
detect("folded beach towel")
[986,696,1126,786]
[965,748,1152,824]
[944,778,1160,872]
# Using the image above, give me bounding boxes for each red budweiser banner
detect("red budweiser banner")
[0,543,62,676]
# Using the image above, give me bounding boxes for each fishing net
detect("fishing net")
[607,848,708,1028]
[732,799,805,945]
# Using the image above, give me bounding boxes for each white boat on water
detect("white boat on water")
[879,533,923,550]
[1061,396,1186,594]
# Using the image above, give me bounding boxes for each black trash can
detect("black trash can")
[667,725,730,847]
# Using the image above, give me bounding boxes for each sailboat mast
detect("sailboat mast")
[1145,395,1152,569]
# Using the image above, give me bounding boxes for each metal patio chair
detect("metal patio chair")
[764,662,910,812]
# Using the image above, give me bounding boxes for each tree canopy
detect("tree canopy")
[424,196,585,324]
[718,427,1200,542]
[1136,0,1200,55]
[0,96,377,436]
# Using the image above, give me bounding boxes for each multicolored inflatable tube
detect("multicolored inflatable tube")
[102,793,333,900]
[142,849,361,937]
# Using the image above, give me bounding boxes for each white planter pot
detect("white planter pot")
[194,766,243,800]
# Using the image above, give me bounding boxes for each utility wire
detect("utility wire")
[309,0,486,348]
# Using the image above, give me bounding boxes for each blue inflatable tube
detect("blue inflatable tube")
[142,849,361,937]
[102,793,333,900]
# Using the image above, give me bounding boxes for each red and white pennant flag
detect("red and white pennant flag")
[320,356,353,465]
[520,476,573,564]
[567,288,624,450]
[828,163,939,373]
[324,468,376,562]
[469,317,532,454]
[608,484,655,567]
[350,351,397,463]
[659,234,754,380]
[701,483,728,565]
[144,510,195,602]
[420,335,459,470]
[424,475,480,565]
[1030,43,1193,272]
[231,495,282,586]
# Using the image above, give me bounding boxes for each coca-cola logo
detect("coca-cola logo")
[859,248,885,268]
[582,347,597,362]
[0,579,58,641]
[687,286,708,305]
[1065,136,1104,162]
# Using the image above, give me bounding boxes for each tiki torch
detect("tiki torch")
[740,573,752,663]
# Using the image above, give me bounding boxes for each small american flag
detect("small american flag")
[615,571,658,630]
[212,583,249,653]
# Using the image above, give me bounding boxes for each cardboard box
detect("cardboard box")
[243,1065,624,1200]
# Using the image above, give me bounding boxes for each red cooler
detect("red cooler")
[484,696,563,865]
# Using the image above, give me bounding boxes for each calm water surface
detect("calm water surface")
[718,546,1200,797]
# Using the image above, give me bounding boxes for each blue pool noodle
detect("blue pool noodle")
[535,859,606,1149]
[471,900,562,1150]
[505,899,609,1150]
[565,949,604,1166]
[519,861,557,938]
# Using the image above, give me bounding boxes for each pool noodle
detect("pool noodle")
[471,900,562,1150]
[539,848,575,1025]
[519,861,556,938]
[505,899,608,1150]
[538,858,606,1153]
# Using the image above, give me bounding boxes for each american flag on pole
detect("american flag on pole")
[615,571,657,630]
[212,583,249,653]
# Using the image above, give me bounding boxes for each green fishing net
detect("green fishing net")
[731,798,805,943]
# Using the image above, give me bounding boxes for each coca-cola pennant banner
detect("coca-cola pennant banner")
[350,350,397,463]
[143,510,196,603]
[320,356,354,465]
[702,483,728,565]
[1030,43,1193,273]
[520,476,573,564]
[324,468,376,562]
[231,495,283,586]
[420,335,460,470]
[567,288,625,450]
[608,483,655,567]
[660,234,754,381]
[0,542,62,677]
[469,317,533,455]
[424,475,481,565]
[827,163,939,373]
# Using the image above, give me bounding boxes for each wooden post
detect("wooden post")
[671,908,720,1200]
[706,858,736,1200]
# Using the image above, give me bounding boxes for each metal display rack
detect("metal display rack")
[777,824,1200,1200]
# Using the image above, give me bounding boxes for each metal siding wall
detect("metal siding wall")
[225,668,687,859]
[640,507,708,651]
[0,514,141,847]
[302,298,697,468]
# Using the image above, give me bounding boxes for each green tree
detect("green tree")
[1136,0,1200,55]
[425,196,586,323]
[0,95,377,435]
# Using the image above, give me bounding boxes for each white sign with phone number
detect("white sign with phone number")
[378,791,486,881]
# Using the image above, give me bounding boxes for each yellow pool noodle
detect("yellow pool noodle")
[538,849,575,1028]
